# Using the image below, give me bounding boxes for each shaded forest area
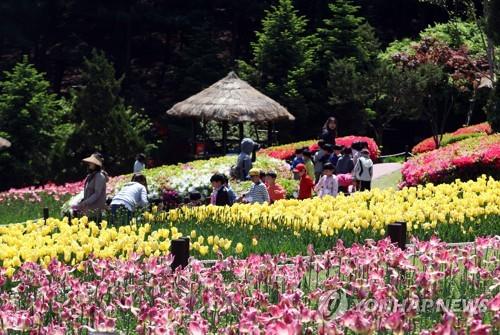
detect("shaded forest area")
[0,1,445,132]
[3,0,497,190]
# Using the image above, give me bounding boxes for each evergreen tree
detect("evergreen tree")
[319,0,381,134]
[318,0,364,62]
[0,56,72,189]
[68,49,150,177]
[237,0,318,139]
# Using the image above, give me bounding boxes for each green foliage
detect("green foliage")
[487,82,500,132]
[0,56,72,189]
[237,0,319,127]
[403,63,458,147]
[441,132,484,146]
[68,50,152,177]
[328,58,418,144]
[327,58,366,133]
[381,20,487,60]
[318,0,364,62]
[487,0,500,45]
[320,0,382,135]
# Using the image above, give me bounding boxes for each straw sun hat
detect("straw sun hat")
[82,153,103,167]
[248,168,260,177]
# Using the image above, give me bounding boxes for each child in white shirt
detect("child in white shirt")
[314,163,338,198]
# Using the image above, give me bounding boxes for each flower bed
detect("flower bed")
[402,134,500,187]
[167,176,500,257]
[2,177,499,266]
[0,236,498,334]
[412,122,492,154]
[259,135,380,160]
[135,155,292,199]
[0,155,293,220]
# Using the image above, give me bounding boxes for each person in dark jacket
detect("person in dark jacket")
[320,117,338,145]
[336,147,354,174]
[210,173,231,206]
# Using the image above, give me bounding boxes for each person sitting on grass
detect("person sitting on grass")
[240,168,270,204]
[265,171,286,203]
[209,173,231,206]
[294,163,315,200]
[302,149,315,181]
[314,163,339,198]
[110,173,148,224]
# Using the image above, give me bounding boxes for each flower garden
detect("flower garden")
[1,237,498,334]
[0,125,499,334]
[411,123,493,154]
[402,125,499,187]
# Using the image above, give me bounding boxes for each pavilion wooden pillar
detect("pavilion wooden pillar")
[222,121,229,154]
[267,122,273,147]
[191,118,197,156]
[238,123,244,142]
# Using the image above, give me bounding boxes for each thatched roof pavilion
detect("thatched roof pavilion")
[166,71,295,154]
[0,137,10,150]
[167,71,295,123]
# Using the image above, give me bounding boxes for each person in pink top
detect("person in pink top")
[337,173,354,195]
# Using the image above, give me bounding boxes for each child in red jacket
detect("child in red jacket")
[293,163,315,200]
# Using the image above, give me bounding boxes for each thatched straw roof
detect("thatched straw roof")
[166,72,295,123]
[0,137,10,149]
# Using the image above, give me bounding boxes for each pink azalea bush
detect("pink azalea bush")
[0,236,498,334]
[402,134,500,187]
[452,122,492,136]
[260,136,380,161]
[412,122,492,154]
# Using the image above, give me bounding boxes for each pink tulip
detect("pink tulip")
[469,319,491,335]
[382,311,404,334]
[340,310,373,334]
[188,321,207,335]
[487,294,500,312]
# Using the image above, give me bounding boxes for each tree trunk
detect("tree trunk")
[466,89,476,126]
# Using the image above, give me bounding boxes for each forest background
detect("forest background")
[0,0,499,190]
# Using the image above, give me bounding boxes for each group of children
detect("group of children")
[209,140,374,206]
[291,140,374,199]
[210,169,286,206]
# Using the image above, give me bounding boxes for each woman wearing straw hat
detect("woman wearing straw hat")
[74,152,109,218]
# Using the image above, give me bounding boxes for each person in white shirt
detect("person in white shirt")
[314,163,338,198]
[110,173,148,224]
[133,153,146,173]
[353,149,373,191]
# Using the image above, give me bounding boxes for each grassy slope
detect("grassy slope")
[373,170,402,190]
[0,195,69,225]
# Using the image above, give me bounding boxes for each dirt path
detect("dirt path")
[373,163,402,180]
